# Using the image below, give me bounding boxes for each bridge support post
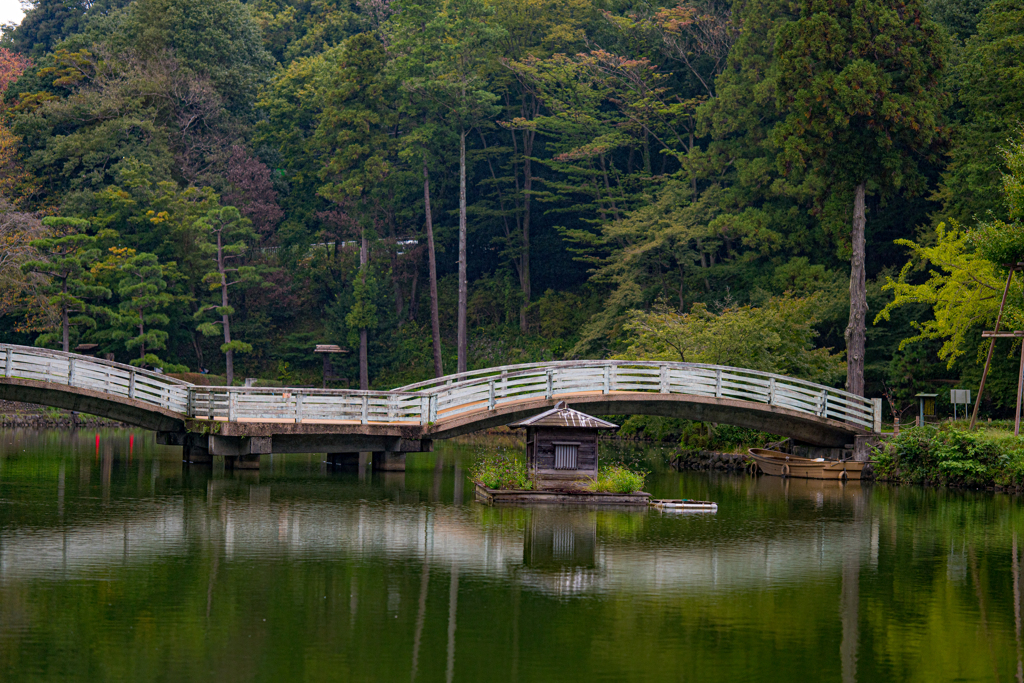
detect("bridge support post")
[183,434,211,464]
[372,450,406,471]
[853,435,879,463]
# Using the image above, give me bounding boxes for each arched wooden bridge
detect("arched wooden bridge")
[0,344,880,465]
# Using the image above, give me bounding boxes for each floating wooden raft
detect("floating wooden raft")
[649,499,718,512]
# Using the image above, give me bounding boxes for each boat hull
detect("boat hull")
[649,499,718,512]
[748,448,866,481]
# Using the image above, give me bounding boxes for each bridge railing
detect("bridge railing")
[0,346,880,432]
[188,387,427,425]
[398,361,879,431]
[0,344,191,414]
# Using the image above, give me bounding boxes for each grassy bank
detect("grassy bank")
[872,425,1024,492]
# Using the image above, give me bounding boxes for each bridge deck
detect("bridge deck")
[0,344,881,448]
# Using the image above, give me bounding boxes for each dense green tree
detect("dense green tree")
[936,0,1024,223]
[621,294,846,383]
[20,216,111,351]
[772,0,949,396]
[1,0,131,57]
[115,0,276,116]
[924,0,994,41]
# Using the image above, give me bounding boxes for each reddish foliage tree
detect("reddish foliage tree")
[223,146,284,240]
[0,48,32,97]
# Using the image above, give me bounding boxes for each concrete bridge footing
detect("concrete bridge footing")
[372,451,406,471]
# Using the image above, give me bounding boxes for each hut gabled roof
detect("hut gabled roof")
[508,401,618,430]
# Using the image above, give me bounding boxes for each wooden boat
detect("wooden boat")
[649,499,718,512]
[748,448,866,481]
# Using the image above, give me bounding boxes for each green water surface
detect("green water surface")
[0,429,1022,682]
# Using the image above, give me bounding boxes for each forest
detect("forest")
[0,0,1020,422]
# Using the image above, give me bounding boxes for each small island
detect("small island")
[473,401,650,506]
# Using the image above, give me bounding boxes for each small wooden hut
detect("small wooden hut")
[509,401,618,489]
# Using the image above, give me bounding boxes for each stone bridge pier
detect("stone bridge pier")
[157,429,431,471]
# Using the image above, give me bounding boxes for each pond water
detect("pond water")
[0,429,1022,682]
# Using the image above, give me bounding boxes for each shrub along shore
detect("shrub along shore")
[872,425,1024,494]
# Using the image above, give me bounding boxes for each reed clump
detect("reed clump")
[586,465,647,494]
[470,451,533,490]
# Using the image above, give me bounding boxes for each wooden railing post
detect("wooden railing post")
[429,394,438,423]
[295,392,303,424]
[3,347,11,378]
[546,369,553,399]
[128,370,136,400]
[603,365,610,394]
[873,397,882,433]
[488,379,495,410]
[361,395,368,425]
[819,389,828,417]
[768,377,776,406]
[67,358,76,387]
[421,395,429,425]
[228,391,236,422]
[715,369,722,398]
[659,365,668,393]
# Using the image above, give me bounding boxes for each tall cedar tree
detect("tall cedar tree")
[315,33,398,389]
[21,217,111,352]
[387,0,504,373]
[772,0,948,395]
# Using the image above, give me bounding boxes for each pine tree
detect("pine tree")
[21,216,111,352]
[113,251,187,372]
[194,206,262,385]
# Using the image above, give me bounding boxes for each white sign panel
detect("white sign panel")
[950,389,971,405]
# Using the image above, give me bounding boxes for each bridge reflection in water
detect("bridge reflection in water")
[0,455,879,597]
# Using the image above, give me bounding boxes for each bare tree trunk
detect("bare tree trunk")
[219,232,234,386]
[457,128,468,374]
[520,151,532,334]
[359,230,369,391]
[191,332,204,369]
[388,210,403,323]
[846,181,868,397]
[424,164,444,378]
[61,279,69,353]
[409,261,420,323]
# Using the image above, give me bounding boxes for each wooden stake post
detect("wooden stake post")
[979,331,1024,435]
[971,265,1023,433]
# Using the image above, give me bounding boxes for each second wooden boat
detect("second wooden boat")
[748,448,866,481]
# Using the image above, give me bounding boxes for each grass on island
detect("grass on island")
[471,449,648,494]
[470,451,533,491]
[585,465,647,494]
